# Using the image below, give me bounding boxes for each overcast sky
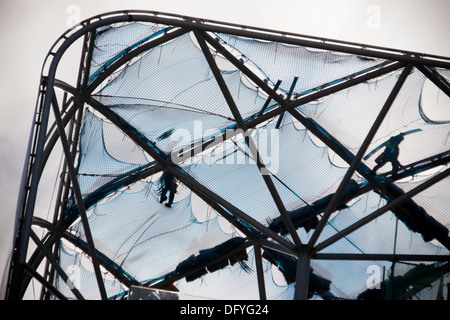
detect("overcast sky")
[1,0,449,296]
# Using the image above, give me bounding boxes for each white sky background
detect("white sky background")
[1,0,449,296]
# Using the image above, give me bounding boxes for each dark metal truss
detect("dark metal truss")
[3,10,450,300]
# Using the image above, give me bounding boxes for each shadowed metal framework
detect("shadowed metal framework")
[3,10,450,300]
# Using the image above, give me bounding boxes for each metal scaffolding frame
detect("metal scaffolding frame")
[3,10,450,300]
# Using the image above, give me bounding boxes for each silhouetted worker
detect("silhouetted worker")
[158,171,178,207]
[371,133,405,178]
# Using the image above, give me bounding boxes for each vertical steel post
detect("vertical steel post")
[254,244,267,300]
[85,96,296,251]
[294,249,311,300]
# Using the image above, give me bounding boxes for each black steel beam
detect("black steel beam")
[42,97,78,171]
[254,244,267,300]
[40,92,74,299]
[20,164,162,294]
[77,30,96,89]
[308,64,413,248]
[44,94,74,142]
[294,249,311,300]
[202,30,407,127]
[50,91,107,299]
[123,13,450,68]
[11,23,185,294]
[195,29,303,248]
[171,171,296,251]
[249,61,404,130]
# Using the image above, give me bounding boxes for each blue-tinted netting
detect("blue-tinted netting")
[214,33,388,96]
[76,109,149,198]
[300,67,450,171]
